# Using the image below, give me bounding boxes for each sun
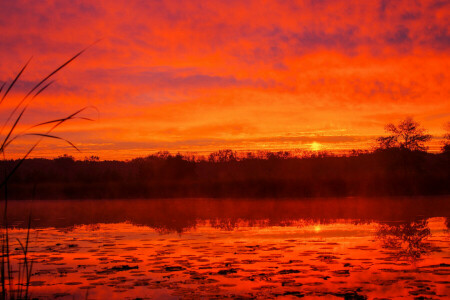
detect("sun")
[310,142,323,151]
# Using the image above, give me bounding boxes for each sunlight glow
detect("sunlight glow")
[310,142,323,151]
[0,1,448,160]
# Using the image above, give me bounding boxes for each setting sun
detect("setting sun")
[310,142,323,151]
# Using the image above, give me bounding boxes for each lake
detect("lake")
[3,197,450,299]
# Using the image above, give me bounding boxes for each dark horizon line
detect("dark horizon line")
[6,145,449,162]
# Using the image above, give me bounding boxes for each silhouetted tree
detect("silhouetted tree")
[208,149,237,162]
[442,122,450,153]
[377,117,431,151]
[2,147,449,199]
[85,155,100,162]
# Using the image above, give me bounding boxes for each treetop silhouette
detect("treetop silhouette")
[442,122,450,153]
[377,117,432,151]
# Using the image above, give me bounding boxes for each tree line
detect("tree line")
[2,117,450,199]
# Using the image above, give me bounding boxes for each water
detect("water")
[4,197,450,299]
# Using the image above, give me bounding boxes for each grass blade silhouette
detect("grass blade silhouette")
[23,133,81,152]
[0,43,98,299]
[0,39,100,137]
[0,58,31,106]
[0,81,55,153]
[0,83,5,97]
[1,107,91,188]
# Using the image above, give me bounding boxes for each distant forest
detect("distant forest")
[3,117,450,199]
[1,148,448,200]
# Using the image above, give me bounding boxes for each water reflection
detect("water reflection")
[377,219,432,261]
[4,196,450,232]
[2,197,449,299]
[4,217,448,299]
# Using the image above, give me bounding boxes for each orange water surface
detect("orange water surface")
[3,198,450,299]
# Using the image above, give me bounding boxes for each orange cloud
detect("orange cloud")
[0,0,448,159]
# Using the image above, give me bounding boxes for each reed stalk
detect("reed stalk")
[0,44,96,299]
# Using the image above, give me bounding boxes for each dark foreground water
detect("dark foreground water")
[4,197,450,299]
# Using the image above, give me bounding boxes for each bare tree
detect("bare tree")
[442,122,450,153]
[377,117,432,151]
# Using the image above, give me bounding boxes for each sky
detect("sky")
[0,0,449,159]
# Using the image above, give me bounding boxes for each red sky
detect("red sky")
[1,0,449,159]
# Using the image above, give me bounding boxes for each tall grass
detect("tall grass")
[0,44,96,299]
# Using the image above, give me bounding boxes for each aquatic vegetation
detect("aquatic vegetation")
[3,214,449,299]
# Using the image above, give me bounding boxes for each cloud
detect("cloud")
[0,0,449,158]
[81,67,277,90]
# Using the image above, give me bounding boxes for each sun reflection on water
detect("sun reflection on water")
[4,217,449,299]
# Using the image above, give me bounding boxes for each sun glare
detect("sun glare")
[310,142,323,151]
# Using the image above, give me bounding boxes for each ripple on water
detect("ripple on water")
[4,217,449,299]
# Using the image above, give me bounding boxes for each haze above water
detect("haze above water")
[6,197,450,299]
